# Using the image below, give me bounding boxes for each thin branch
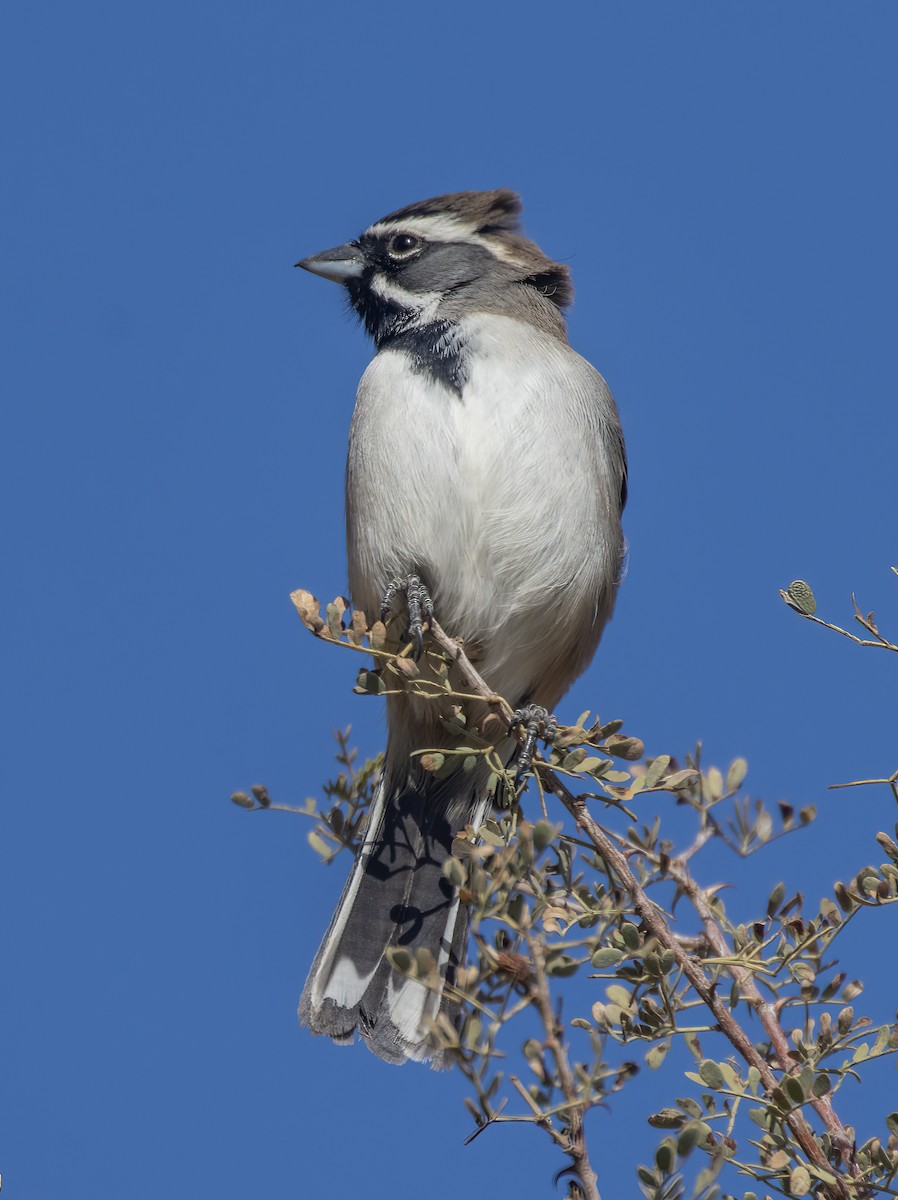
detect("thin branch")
[524,931,601,1200]
[829,767,898,810]
[779,590,897,652]
[427,617,862,1200]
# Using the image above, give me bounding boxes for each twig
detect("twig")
[524,931,601,1200]
[778,589,897,653]
[427,617,862,1199]
[829,768,898,804]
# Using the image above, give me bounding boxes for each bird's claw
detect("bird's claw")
[380,574,434,659]
[510,704,558,783]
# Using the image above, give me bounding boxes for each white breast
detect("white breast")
[346,313,623,706]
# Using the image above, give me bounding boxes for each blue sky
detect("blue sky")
[3,3,896,1197]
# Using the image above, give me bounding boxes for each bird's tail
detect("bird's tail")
[299,769,488,1066]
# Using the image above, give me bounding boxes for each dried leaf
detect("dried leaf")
[348,609,367,646]
[290,588,325,633]
[307,830,332,859]
[726,757,748,791]
[369,619,387,649]
[705,766,723,801]
[789,1165,812,1196]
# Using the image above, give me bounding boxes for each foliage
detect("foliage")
[232,570,898,1200]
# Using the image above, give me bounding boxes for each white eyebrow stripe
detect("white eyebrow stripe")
[366,214,525,269]
[366,213,476,242]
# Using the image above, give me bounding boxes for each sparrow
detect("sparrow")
[295,189,626,1066]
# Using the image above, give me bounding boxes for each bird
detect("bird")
[295,189,627,1066]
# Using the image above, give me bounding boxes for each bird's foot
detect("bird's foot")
[510,704,559,783]
[380,574,434,659]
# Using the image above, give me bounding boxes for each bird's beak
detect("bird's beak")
[295,242,365,284]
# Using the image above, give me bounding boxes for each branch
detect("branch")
[779,578,898,653]
[427,617,862,1199]
[524,932,601,1200]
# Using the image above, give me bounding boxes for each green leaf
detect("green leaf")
[354,669,386,695]
[532,820,558,851]
[620,922,641,950]
[648,1108,686,1129]
[676,1121,708,1156]
[785,1075,806,1105]
[654,1138,676,1174]
[591,946,625,968]
[811,1074,831,1097]
[786,579,817,615]
[664,769,698,790]
[767,881,786,917]
[698,1060,725,1089]
[747,1106,769,1129]
[545,953,579,977]
[646,1041,671,1070]
[575,755,612,774]
[676,1097,702,1119]
[605,734,645,760]
[387,947,414,975]
[441,856,466,887]
[644,756,671,789]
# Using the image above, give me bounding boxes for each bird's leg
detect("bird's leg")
[380,574,434,659]
[510,704,559,784]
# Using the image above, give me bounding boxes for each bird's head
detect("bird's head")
[296,189,573,345]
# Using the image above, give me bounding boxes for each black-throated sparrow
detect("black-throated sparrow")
[296,190,626,1066]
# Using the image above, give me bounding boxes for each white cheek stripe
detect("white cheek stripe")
[369,274,444,324]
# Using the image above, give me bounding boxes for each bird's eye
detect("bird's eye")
[389,233,422,257]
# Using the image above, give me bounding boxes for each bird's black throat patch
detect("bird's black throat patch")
[380,321,469,398]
